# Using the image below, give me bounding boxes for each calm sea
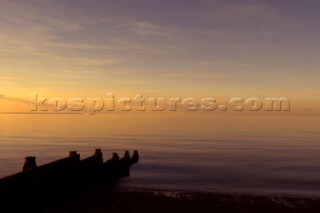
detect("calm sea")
[1,113,320,195]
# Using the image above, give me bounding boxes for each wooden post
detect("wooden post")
[94,148,103,163]
[112,153,120,160]
[23,156,37,171]
[69,151,80,162]
[120,151,131,177]
[69,151,77,157]
[95,149,102,155]
[131,150,139,164]
[124,151,130,159]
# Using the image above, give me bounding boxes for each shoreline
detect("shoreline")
[7,186,320,213]
[121,186,320,199]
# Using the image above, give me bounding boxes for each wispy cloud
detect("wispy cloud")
[0,0,319,101]
[127,21,179,39]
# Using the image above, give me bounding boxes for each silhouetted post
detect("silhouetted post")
[23,156,37,171]
[69,151,77,157]
[120,151,131,177]
[69,151,80,162]
[131,150,139,164]
[94,148,103,164]
[95,148,102,155]
[124,151,130,159]
[103,153,120,179]
[112,153,120,161]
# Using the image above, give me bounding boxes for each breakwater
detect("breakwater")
[0,149,139,212]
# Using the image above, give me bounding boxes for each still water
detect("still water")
[0,113,320,195]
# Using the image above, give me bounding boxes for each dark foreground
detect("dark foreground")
[1,150,320,213]
[7,184,320,213]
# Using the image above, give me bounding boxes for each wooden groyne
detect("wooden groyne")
[0,149,139,211]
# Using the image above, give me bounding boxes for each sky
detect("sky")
[0,0,319,113]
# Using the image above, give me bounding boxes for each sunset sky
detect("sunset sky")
[0,0,319,113]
